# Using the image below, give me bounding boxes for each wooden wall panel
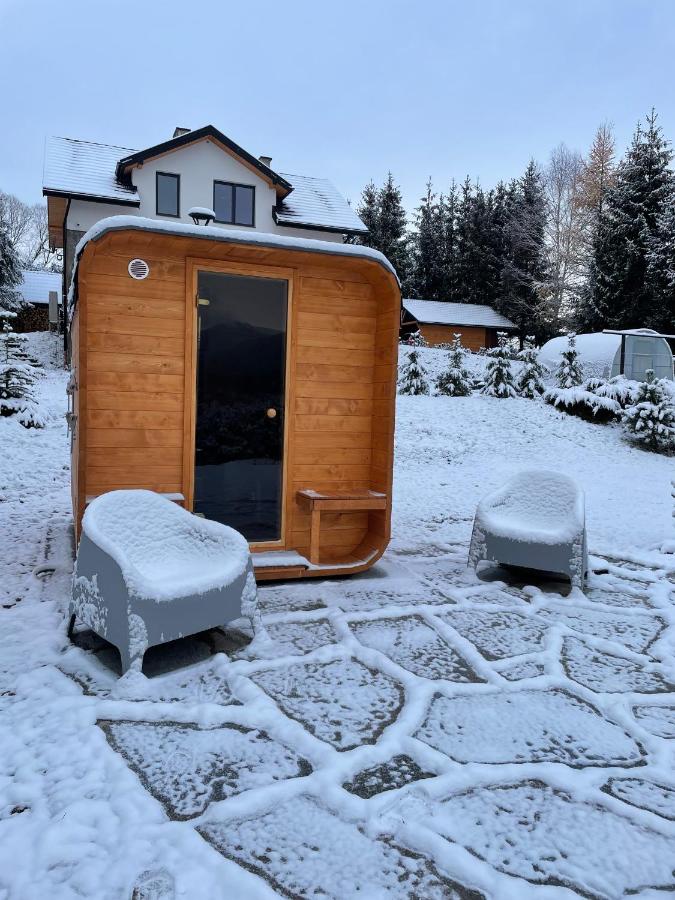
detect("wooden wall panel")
[73,227,400,576]
[418,323,488,350]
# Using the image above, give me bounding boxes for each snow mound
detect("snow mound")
[473,470,584,545]
[81,489,250,601]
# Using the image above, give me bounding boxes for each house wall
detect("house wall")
[65,139,343,246]
[72,228,399,579]
[418,323,489,351]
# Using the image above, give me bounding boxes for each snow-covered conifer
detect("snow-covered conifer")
[516,347,546,398]
[0,224,25,313]
[622,369,675,452]
[555,333,583,388]
[482,332,516,398]
[398,347,429,395]
[436,334,473,396]
[0,311,43,427]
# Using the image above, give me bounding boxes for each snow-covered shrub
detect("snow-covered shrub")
[555,334,583,388]
[482,333,516,398]
[403,330,428,348]
[0,312,44,427]
[622,369,675,453]
[544,385,621,423]
[516,348,547,398]
[398,347,429,395]
[593,375,640,408]
[436,334,473,396]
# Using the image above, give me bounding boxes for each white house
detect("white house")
[43,124,368,299]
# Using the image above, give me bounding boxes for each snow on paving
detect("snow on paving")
[1,336,675,898]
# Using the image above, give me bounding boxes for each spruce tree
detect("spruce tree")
[499,162,548,345]
[0,311,42,426]
[398,346,429,395]
[408,180,445,299]
[356,174,409,282]
[516,347,547,398]
[0,224,25,313]
[436,334,473,396]
[356,180,380,246]
[555,333,584,388]
[646,190,675,332]
[439,181,459,300]
[482,333,516,398]
[588,110,674,330]
[622,369,675,452]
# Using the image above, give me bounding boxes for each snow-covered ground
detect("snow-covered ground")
[1,337,675,899]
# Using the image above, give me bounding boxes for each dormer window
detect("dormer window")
[156,172,180,217]
[213,181,255,227]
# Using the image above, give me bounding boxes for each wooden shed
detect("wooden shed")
[68,217,400,581]
[402,298,518,350]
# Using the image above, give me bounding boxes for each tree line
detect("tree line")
[357,110,675,343]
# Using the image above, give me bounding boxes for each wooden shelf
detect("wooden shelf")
[296,489,387,564]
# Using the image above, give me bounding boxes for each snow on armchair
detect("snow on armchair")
[468,470,588,588]
[69,490,257,674]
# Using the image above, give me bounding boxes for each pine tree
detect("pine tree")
[516,347,547,398]
[587,110,674,330]
[555,333,584,388]
[407,180,445,299]
[0,311,43,426]
[0,224,25,313]
[482,333,516,398]
[646,190,675,332]
[398,346,429,395]
[439,181,459,300]
[436,334,473,396]
[356,174,409,282]
[499,162,549,345]
[622,369,675,452]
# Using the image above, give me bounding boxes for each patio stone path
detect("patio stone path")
[69,548,675,897]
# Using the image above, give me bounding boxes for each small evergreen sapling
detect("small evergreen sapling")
[555,333,584,388]
[516,348,546,398]
[436,334,473,396]
[0,311,43,427]
[622,369,675,452]
[482,332,516,398]
[398,346,429,395]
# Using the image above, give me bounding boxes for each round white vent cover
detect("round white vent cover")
[128,258,150,280]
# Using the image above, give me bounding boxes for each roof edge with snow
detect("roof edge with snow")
[402,298,518,330]
[68,216,399,312]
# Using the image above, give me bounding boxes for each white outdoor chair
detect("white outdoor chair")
[468,470,588,588]
[69,490,257,674]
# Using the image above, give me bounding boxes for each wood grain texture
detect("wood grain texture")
[72,227,400,576]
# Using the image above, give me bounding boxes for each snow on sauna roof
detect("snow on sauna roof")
[18,269,61,306]
[69,215,398,310]
[403,298,517,330]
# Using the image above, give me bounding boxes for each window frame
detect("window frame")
[213,180,256,227]
[155,171,181,218]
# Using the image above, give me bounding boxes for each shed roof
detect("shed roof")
[403,298,517,330]
[18,269,62,306]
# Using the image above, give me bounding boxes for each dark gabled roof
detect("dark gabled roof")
[275,173,368,235]
[115,125,293,197]
[43,136,140,205]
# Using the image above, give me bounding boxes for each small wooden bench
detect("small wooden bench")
[297,489,387,565]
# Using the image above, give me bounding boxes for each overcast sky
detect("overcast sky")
[2,0,675,213]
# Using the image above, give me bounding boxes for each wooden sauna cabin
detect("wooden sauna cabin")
[68,217,400,581]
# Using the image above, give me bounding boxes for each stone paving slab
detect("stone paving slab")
[539,604,665,653]
[415,688,644,767]
[602,776,675,821]
[632,703,675,737]
[343,754,437,799]
[562,636,675,694]
[100,721,311,819]
[262,620,337,657]
[351,614,483,681]
[499,658,546,680]
[424,781,675,899]
[199,795,485,900]
[251,658,404,751]
[438,609,548,660]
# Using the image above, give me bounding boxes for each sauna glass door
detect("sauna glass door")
[194,271,288,541]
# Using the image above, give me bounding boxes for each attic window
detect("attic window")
[213,181,255,227]
[156,172,180,217]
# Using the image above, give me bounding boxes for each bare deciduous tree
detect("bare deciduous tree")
[576,122,616,243]
[0,191,60,271]
[542,143,585,329]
